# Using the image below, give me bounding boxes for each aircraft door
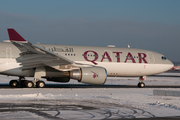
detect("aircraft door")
[147,52,155,64]
[6,48,12,59]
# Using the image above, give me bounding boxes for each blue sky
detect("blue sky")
[0,0,180,61]
[1,0,180,23]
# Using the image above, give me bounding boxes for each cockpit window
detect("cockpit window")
[161,56,167,60]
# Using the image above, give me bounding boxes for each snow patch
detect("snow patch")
[149,101,180,110]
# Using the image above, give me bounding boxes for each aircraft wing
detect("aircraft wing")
[7,29,75,71]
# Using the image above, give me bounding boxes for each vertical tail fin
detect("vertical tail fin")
[7,29,26,42]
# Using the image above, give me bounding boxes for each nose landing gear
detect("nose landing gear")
[137,76,146,88]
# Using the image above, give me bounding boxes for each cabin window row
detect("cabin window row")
[125,56,143,59]
[82,54,143,59]
[82,54,98,57]
[65,54,76,56]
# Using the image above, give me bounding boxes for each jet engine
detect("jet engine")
[69,67,107,85]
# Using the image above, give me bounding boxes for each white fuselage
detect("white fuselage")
[0,42,173,77]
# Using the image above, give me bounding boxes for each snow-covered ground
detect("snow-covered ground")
[0,72,180,119]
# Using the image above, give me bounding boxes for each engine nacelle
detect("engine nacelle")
[70,67,107,85]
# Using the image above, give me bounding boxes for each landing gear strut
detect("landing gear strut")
[137,76,146,88]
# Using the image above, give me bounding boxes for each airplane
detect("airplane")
[0,28,173,88]
[173,66,180,71]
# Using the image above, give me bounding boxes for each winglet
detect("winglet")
[7,29,26,42]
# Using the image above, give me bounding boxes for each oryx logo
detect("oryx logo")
[91,71,98,78]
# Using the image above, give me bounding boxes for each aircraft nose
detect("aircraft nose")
[160,54,174,71]
[166,59,174,70]
[169,60,174,68]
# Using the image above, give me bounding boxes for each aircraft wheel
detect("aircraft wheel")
[24,81,34,88]
[9,80,19,87]
[138,82,145,88]
[20,80,27,87]
[36,81,45,88]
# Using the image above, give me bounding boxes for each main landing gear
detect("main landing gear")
[137,76,146,88]
[10,67,46,88]
[9,77,45,88]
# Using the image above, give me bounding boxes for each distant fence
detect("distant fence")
[153,90,180,97]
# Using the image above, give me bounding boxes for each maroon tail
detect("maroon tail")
[7,29,26,41]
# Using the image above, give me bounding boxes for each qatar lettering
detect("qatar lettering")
[83,50,148,65]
